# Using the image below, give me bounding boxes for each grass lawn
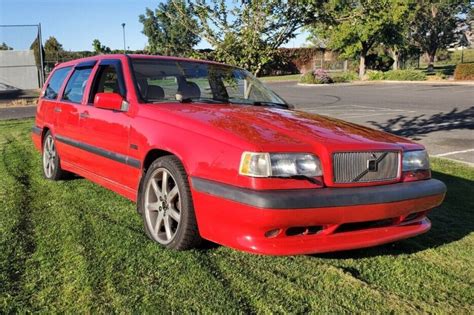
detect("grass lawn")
[1,119,473,313]
[259,74,301,82]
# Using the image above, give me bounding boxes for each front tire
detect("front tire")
[139,156,201,250]
[42,131,67,180]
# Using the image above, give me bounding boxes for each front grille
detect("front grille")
[333,151,400,183]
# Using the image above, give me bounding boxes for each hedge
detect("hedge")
[383,70,426,81]
[454,63,474,80]
[367,69,426,81]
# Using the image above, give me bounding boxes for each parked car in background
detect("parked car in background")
[32,54,446,255]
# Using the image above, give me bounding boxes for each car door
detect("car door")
[54,61,96,165]
[75,59,134,187]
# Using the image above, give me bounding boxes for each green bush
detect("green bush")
[331,71,358,83]
[383,69,426,81]
[300,71,316,84]
[454,63,474,80]
[366,70,385,80]
[426,71,447,80]
[331,76,348,83]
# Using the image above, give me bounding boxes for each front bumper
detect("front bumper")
[191,178,446,255]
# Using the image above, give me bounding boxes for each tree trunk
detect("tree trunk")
[253,63,263,77]
[392,49,399,70]
[359,51,366,79]
[427,52,436,72]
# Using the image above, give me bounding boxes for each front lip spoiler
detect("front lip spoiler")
[191,177,447,209]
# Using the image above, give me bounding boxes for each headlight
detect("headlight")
[239,152,322,177]
[402,150,430,171]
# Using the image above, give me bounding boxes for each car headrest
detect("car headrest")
[137,78,148,97]
[146,85,165,101]
[178,81,201,100]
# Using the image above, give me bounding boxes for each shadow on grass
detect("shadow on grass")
[315,170,473,259]
[368,106,474,141]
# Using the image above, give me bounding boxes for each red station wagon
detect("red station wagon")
[32,54,447,255]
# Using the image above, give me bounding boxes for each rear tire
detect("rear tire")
[42,131,68,180]
[139,156,202,250]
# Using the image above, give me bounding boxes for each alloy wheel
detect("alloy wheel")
[144,168,182,244]
[43,135,56,178]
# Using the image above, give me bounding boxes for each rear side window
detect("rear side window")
[43,67,71,100]
[62,67,93,104]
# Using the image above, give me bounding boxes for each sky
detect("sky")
[0,0,308,52]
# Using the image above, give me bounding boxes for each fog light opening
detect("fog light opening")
[264,228,282,238]
[307,226,324,235]
[285,226,307,236]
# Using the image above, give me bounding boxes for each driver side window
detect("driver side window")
[89,65,121,103]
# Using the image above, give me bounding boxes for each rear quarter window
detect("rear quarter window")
[43,67,71,100]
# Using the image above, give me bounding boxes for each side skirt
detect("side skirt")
[61,160,137,202]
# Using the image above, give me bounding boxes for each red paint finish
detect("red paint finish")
[192,191,443,255]
[32,54,446,255]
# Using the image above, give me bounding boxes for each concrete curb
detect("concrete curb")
[358,80,474,85]
[296,80,474,87]
[297,82,353,87]
[0,104,37,109]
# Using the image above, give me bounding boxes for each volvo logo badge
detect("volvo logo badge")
[367,154,379,172]
[352,152,389,182]
[367,159,378,172]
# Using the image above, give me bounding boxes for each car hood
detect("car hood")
[156,103,421,152]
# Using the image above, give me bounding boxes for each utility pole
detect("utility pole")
[122,23,126,53]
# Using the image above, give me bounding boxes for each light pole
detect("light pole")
[121,23,126,53]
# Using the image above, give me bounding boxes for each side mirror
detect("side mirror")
[94,93,128,111]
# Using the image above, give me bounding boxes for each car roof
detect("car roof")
[54,54,230,69]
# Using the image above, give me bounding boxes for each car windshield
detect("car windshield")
[131,58,287,107]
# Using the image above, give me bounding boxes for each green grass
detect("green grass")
[419,49,474,72]
[259,74,301,82]
[1,119,473,313]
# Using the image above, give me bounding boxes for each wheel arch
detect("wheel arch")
[137,148,187,212]
[41,126,51,150]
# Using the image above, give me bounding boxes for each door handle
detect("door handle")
[79,112,90,119]
[54,107,61,113]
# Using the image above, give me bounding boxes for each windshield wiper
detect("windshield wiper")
[247,101,288,108]
[178,97,229,104]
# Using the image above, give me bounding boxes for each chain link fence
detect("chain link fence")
[0,24,44,93]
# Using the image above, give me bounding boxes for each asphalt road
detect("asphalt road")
[269,82,474,165]
[0,106,37,120]
[1,82,472,164]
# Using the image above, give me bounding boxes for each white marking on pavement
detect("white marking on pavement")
[433,149,474,157]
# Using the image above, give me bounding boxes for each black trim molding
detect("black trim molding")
[191,177,447,209]
[55,135,141,169]
[32,126,42,135]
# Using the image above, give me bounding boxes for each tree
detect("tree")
[171,0,323,76]
[30,37,45,68]
[92,39,111,54]
[44,36,63,53]
[44,36,64,61]
[308,0,409,78]
[409,1,470,70]
[0,42,13,50]
[139,0,200,56]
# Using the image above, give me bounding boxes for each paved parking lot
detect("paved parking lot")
[1,82,472,164]
[269,82,474,164]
